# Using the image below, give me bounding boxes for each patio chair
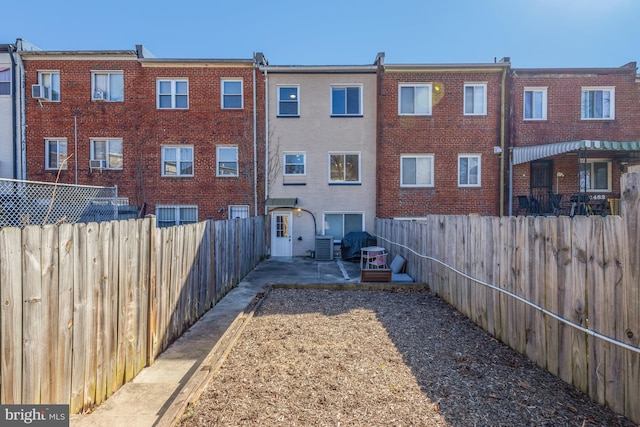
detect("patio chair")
[517,195,531,216]
[367,252,388,269]
[548,193,563,216]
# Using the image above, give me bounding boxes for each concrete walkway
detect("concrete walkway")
[70,257,363,427]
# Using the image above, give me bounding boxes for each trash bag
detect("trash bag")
[340,231,377,261]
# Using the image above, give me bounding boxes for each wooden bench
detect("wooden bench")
[360,268,391,283]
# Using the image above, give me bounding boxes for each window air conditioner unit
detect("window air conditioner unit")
[90,160,107,170]
[93,91,105,101]
[32,84,50,100]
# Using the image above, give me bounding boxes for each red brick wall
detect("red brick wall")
[24,57,264,221]
[377,68,507,217]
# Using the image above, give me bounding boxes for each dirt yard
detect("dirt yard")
[178,288,635,426]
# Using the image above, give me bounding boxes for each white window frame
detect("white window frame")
[161,146,194,177]
[277,85,300,116]
[322,212,365,242]
[229,205,250,219]
[463,83,487,116]
[222,79,243,109]
[156,205,198,228]
[283,152,306,176]
[37,70,61,102]
[400,154,434,187]
[458,154,481,187]
[90,138,123,170]
[523,87,547,120]
[328,152,361,183]
[91,70,124,102]
[398,83,432,115]
[579,158,612,192]
[217,146,239,177]
[157,79,189,109]
[330,85,362,116]
[581,86,615,120]
[45,139,68,170]
[0,67,10,96]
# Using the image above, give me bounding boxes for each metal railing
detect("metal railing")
[0,178,118,228]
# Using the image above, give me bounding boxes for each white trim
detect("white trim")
[581,86,615,120]
[579,158,612,193]
[221,78,244,109]
[463,82,487,116]
[161,145,194,177]
[322,211,365,242]
[44,138,68,170]
[90,138,124,170]
[328,151,361,183]
[523,87,547,121]
[156,78,189,109]
[398,83,432,116]
[400,154,435,187]
[458,153,482,187]
[330,84,363,116]
[217,145,239,177]
[283,151,306,176]
[155,205,198,227]
[277,85,300,116]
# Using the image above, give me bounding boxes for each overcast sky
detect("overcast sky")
[2,0,638,68]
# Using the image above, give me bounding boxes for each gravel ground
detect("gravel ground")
[178,288,635,427]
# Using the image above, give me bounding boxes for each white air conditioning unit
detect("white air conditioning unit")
[32,84,50,100]
[93,91,105,101]
[90,160,106,170]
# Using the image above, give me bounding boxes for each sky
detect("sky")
[2,0,638,68]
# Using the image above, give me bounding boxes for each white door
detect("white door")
[271,212,293,256]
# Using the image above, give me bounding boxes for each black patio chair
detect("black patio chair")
[517,195,531,216]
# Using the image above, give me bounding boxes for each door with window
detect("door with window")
[271,212,292,257]
[530,160,553,198]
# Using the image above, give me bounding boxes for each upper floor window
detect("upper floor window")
[579,159,611,192]
[157,79,188,109]
[90,139,123,169]
[399,84,432,115]
[284,152,305,175]
[458,154,481,187]
[92,71,124,102]
[401,155,434,187]
[464,83,486,115]
[45,139,67,170]
[229,205,250,219]
[331,86,362,116]
[0,68,10,95]
[581,87,614,120]
[162,146,193,177]
[278,86,299,116]
[156,205,198,228]
[35,71,60,102]
[329,153,360,183]
[222,80,243,109]
[217,146,239,176]
[523,87,547,120]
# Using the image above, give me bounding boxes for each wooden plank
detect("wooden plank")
[0,227,23,404]
[487,217,501,338]
[512,216,526,355]
[124,220,138,383]
[56,224,74,405]
[543,218,560,378]
[602,216,625,415]
[40,224,59,404]
[70,223,87,413]
[83,222,99,409]
[115,219,128,389]
[444,216,456,306]
[136,218,150,374]
[556,216,573,386]
[147,217,158,365]
[569,216,588,395]
[587,216,606,405]
[22,225,43,404]
[105,220,119,398]
[527,216,546,369]
[498,216,514,347]
[95,221,111,405]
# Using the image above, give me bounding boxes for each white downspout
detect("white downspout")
[263,68,269,215]
[252,66,258,216]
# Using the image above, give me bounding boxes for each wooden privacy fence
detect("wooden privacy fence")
[376,171,640,425]
[0,215,269,414]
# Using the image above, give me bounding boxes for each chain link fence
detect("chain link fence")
[0,178,119,229]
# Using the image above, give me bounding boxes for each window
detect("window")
[91,139,123,169]
[399,84,431,115]
[524,87,547,120]
[0,68,10,95]
[284,152,305,175]
[229,205,250,219]
[329,153,360,183]
[217,146,238,176]
[156,205,198,228]
[401,155,434,187]
[581,87,614,120]
[331,86,362,116]
[324,213,364,242]
[38,71,61,101]
[45,139,68,170]
[579,159,611,192]
[464,83,486,115]
[278,86,299,116]
[157,79,188,109]
[222,80,243,109]
[162,146,193,177]
[91,71,124,102]
[458,154,481,187]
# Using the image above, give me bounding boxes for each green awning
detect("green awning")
[265,197,298,207]
[512,140,640,165]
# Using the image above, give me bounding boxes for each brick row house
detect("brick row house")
[5,39,640,257]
